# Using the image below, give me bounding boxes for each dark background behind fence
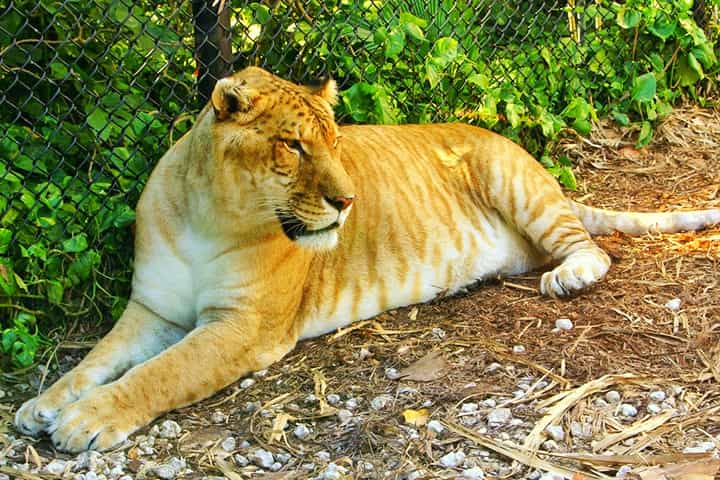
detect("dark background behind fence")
[0,0,717,366]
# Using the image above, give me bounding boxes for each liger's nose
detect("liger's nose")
[325,195,354,212]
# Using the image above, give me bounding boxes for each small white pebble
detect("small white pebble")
[555,318,573,331]
[234,455,249,467]
[385,367,401,380]
[616,465,633,478]
[460,403,479,414]
[487,408,512,425]
[276,453,291,465]
[570,421,592,439]
[358,347,372,359]
[250,449,275,469]
[620,404,638,417]
[647,403,662,414]
[270,462,282,472]
[221,437,236,452]
[540,472,564,480]
[240,378,255,389]
[509,418,523,427]
[345,398,359,410]
[337,409,353,424]
[665,298,681,311]
[431,327,446,339]
[427,420,445,434]
[649,390,666,402]
[315,451,331,462]
[153,465,176,480]
[481,398,497,408]
[293,423,311,439]
[326,393,341,405]
[462,466,485,479]
[239,440,251,449]
[319,462,348,480]
[304,393,318,403]
[485,362,503,373]
[512,345,525,354]
[682,441,716,454]
[545,425,565,442]
[370,394,393,410]
[210,411,227,423]
[595,398,609,408]
[158,420,181,439]
[45,459,68,476]
[605,390,621,403]
[253,369,268,378]
[439,450,466,468]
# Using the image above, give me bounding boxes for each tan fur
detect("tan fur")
[15,67,720,451]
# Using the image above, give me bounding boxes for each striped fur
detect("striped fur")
[15,67,720,452]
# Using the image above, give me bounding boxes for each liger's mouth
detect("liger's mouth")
[276,211,339,240]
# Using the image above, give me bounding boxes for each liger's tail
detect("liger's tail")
[570,201,720,235]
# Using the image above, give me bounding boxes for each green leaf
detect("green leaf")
[687,51,704,79]
[637,121,653,147]
[252,3,272,24]
[648,16,676,40]
[505,102,525,128]
[677,53,703,86]
[430,38,458,68]
[62,234,88,253]
[50,62,68,79]
[558,167,577,190]
[0,228,11,254]
[400,13,426,41]
[467,73,489,89]
[384,29,405,58]
[631,73,656,102]
[612,111,630,126]
[616,7,641,29]
[46,280,64,304]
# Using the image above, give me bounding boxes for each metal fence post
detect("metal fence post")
[191,0,233,108]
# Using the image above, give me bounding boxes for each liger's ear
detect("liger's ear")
[311,78,338,106]
[211,77,263,122]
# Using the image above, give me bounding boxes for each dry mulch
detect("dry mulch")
[1,107,719,480]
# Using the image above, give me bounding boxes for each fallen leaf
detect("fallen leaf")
[402,408,429,427]
[268,412,293,443]
[618,146,645,160]
[313,370,337,416]
[633,458,720,480]
[398,350,448,382]
[25,445,43,470]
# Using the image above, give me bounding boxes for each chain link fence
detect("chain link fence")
[0,0,717,359]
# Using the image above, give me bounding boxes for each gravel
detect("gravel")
[545,425,565,442]
[487,408,512,425]
[427,420,445,434]
[239,378,255,389]
[605,390,621,403]
[250,449,275,469]
[221,436,237,451]
[620,404,638,417]
[294,423,311,439]
[462,466,486,479]
[370,394,394,410]
[439,450,466,468]
[649,390,666,402]
[157,420,181,439]
[555,318,573,330]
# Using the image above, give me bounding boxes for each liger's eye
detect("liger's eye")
[283,139,304,155]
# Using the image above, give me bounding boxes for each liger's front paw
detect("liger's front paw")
[14,372,99,437]
[49,386,140,452]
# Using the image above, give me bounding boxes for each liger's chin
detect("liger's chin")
[294,228,339,251]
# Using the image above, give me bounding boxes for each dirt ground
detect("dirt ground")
[1,107,719,480]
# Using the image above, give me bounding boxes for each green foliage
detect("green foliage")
[1,0,718,368]
[233,0,717,181]
[0,0,195,369]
